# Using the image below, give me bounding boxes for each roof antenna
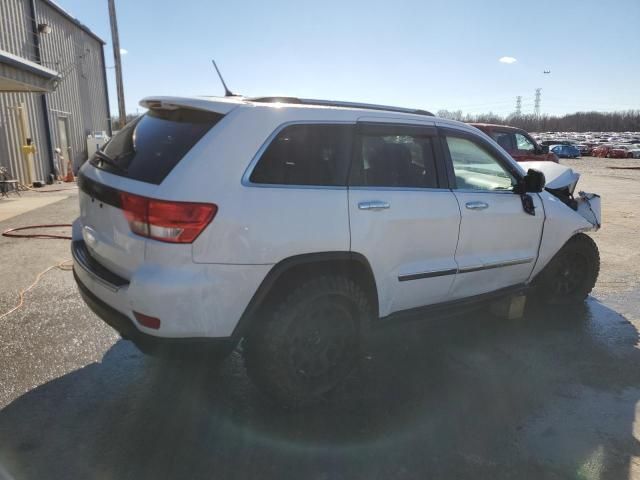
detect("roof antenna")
[211,59,237,97]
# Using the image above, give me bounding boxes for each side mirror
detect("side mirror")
[539,145,549,154]
[523,169,545,193]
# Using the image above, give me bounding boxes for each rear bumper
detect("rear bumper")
[74,269,237,355]
[71,218,271,339]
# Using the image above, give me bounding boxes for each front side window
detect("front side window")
[350,131,438,188]
[250,124,353,186]
[515,133,536,152]
[446,136,516,191]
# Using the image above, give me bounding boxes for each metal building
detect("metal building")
[0,0,110,184]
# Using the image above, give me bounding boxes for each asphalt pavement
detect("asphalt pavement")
[0,177,639,479]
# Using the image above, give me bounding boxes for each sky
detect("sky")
[56,0,640,118]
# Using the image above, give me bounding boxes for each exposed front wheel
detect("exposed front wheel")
[243,276,372,407]
[535,233,600,305]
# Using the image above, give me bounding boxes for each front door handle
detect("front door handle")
[358,201,390,211]
[465,201,489,210]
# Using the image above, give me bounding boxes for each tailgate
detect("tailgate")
[77,169,154,280]
[76,103,227,278]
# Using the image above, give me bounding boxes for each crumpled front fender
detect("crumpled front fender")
[529,190,600,281]
[576,191,601,229]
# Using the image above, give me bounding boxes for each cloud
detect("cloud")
[499,56,517,64]
[120,48,128,55]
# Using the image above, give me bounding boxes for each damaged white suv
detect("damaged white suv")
[72,96,601,405]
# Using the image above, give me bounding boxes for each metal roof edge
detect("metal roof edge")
[0,49,59,78]
[40,0,107,45]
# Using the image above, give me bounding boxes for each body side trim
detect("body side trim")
[398,268,457,282]
[398,257,534,282]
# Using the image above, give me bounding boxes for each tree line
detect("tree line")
[436,110,640,132]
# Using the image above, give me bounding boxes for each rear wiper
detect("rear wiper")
[94,150,127,173]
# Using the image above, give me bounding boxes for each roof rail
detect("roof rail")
[249,97,434,117]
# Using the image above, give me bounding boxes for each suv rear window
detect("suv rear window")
[249,124,353,186]
[91,108,224,185]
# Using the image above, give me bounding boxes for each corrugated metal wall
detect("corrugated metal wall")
[0,0,38,60]
[0,0,48,181]
[37,2,110,172]
[0,0,109,183]
[0,91,49,181]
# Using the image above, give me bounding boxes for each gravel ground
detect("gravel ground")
[0,159,639,480]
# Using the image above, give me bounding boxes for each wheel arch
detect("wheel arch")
[529,190,598,282]
[232,252,379,340]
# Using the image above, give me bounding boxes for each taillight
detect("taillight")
[133,312,161,329]
[120,192,217,243]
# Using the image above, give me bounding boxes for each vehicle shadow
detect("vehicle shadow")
[1,297,639,479]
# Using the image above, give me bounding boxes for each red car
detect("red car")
[470,124,559,162]
[609,145,635,158]
[592,145,613,158]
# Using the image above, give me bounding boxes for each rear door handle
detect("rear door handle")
[465,201,489,210]
[358,201,390,211]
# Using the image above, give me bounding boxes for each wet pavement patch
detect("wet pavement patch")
[1,295,639,479]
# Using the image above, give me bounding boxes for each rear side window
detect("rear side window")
[91,108,223,185]
[350,127,439,188]
[249,124,353,186]
[492,131,515,152]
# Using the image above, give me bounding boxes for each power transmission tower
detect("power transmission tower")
[515,96,522,116]
[534,88,542,117]
[108,0,126,129]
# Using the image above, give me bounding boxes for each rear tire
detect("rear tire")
[534,234,600,305]
[243,275,372,407]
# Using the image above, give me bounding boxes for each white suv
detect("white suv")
[72,96,602,405]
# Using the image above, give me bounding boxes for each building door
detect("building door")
[57,117,72,177]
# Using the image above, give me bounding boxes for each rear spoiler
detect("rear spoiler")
[139,96,243,115]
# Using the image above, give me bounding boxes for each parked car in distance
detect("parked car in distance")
[576,144,592,156]
[470,124,559,163]
[550,144,581,159]
[592,144,613,158]
[540,139,574,147]
[73,96,602,406]
[609,145,638,158]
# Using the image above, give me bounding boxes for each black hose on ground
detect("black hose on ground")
[2,224,72,240]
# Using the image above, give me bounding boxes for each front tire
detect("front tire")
[243,276,372,407]
[535,234,600,305]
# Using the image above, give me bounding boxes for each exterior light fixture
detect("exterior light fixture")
[37,23,52,34]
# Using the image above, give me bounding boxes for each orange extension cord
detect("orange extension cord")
[0,260,73,321]
[1,224,73,320]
